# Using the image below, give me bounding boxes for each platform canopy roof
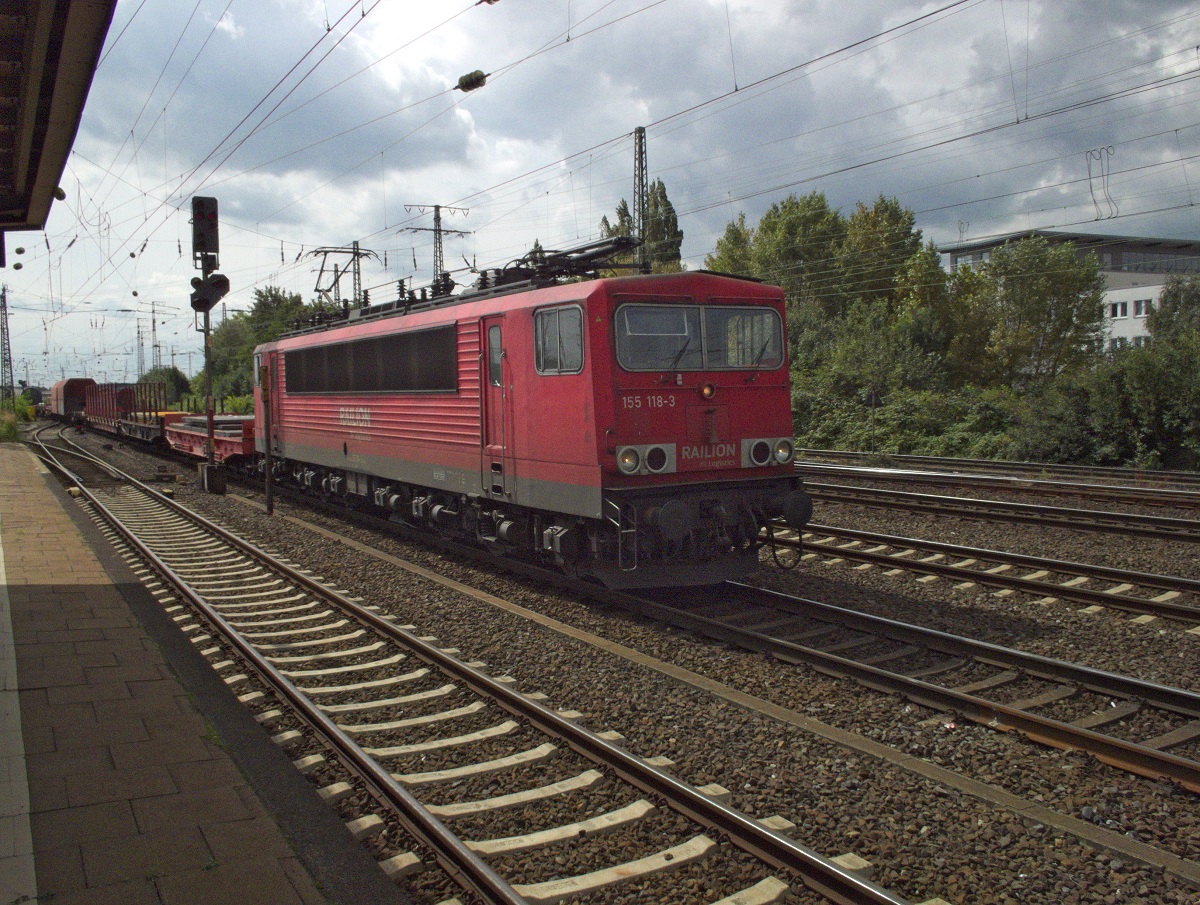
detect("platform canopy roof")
[0,0,115,251]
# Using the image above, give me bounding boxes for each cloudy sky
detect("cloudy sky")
[7,0,1199,387]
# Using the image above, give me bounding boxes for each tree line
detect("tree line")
[177,186,1199,470]
[705,191,1198,469]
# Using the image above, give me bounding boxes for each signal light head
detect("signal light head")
[191,196,220,260]
[190,272,231,312]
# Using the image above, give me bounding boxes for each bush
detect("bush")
[793,384,1016,457]
[0,410,18,442]
[0,395,33,441]
[223,395,254,415]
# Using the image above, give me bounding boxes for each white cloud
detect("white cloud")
[7,0,1200,386]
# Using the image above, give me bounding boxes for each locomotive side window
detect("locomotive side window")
[285,325,457,394]
[488,325,503,387]
[327,343,350,390]
[534,305,584,375]
[353,338,383,391]
[615,303,782,371]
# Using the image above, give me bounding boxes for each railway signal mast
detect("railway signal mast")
[190,196,230,480]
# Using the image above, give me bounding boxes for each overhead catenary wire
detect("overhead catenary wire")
[15,0,1200,379]
[37,0,663,324]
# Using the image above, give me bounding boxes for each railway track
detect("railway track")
[799,449,1200,491]
[630,584,1200,795]
[34,437,913,905]
[43,428,1200,897]
[779,524,1200,624]
[796,463,1200,511]
[806,482,1200,542]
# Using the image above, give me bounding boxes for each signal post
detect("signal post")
[190,196,230,490]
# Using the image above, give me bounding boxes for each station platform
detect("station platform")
[0,443,412,905]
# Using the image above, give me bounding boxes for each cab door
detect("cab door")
[481,317,508,497]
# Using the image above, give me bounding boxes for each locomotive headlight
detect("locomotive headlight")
[700,383,716,399]
[645,445,668,473]
[774,438,795,464]
[617,447,641,474]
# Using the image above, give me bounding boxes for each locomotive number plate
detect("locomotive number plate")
[621,393,676,410]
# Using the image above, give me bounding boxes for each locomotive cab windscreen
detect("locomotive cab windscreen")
[615,303,783,372]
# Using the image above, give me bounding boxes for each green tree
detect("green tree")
[894,242,951,379]
[824,299,941,399]
[139,365,191,404]
[839,196,923,308]
[705,212,754,276]
[1147,275,1200,339]
[941,262,1001,386]
[644,179,683,271]
[199,286,313,401]
[246,286,307,340]
[749,192,847,320]
[598,200,634,240]
[208,315,256,398]
[982,237,1105,389]
[706,193,848,365]
[600,179,684,272]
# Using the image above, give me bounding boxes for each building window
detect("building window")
[1108,301,1128,319]
[1133,298,1152,317]
[1132,336,1146,348]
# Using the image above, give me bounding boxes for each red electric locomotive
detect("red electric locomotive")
[253,239,812,588]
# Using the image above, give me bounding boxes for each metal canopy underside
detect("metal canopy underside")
[0,0,115,236]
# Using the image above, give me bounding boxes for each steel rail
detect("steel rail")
[618,586,1200,794]
[806,482,1200,542]
[62,464,908,905]
[796,524,1200,622]
[208,469,1200,793]
[798,449,1200,489]
[66,479,529,904]
[796,463,1200,510]
[730,584,1200,718]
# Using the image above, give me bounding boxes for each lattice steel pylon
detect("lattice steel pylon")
[0,285,15,406]
[633,126,647,270]
[403,204,468,276]
[401,204,468,295]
